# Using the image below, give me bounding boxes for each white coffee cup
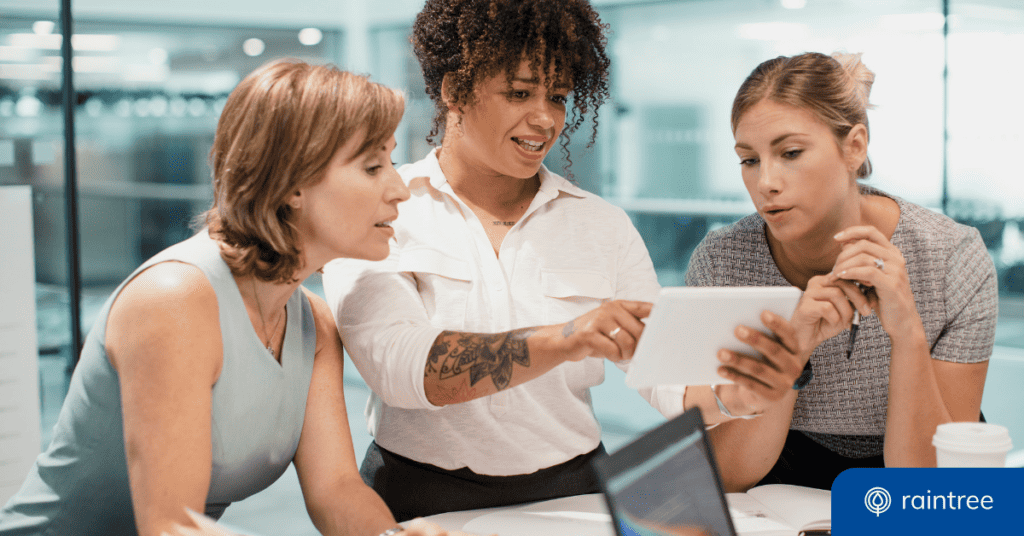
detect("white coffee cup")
[932,422,1013,468]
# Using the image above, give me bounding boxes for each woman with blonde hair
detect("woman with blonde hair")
[682,52,996,491]
[0,59,469,536]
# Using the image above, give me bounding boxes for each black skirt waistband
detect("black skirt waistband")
[360,441,606,521]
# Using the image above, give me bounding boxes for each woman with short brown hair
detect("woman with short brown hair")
[0,59,467,536]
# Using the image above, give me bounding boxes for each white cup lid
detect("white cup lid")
[932,422,1013,453]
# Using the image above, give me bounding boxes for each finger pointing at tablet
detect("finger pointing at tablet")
[561,300,652,362]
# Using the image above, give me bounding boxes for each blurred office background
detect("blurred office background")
[2,0,1024,533]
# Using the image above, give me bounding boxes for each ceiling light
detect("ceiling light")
[149,96,169,117]
[169,98,188,117]
[15,95,43,117]
[243,38,265,57]
[298,28,323,46]
[84,99,103,117]
[187,98,207,117]
[114,99,132,117]
[32,21,56,35]
[8,33,119,51]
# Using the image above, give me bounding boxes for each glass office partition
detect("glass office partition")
[947,0,1024,348]
[67,20,340,289]
[0,6,70,443]
[9,0,1021,471]
[599,0,945,285]
[2,5,343,444]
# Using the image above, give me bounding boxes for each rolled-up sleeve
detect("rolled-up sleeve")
[322,253,444,410]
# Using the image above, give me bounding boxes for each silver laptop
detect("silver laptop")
[592,408,737,536]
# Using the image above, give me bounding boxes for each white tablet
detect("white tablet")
[624,286,803,388]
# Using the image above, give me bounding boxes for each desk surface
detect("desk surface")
[423,488,831,536]
[423,494,614,536]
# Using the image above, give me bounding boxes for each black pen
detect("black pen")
[846,310,860,359]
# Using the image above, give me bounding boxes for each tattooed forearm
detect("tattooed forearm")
[562,319,576,338]
[425,336,450,377]
[425,328,537,391]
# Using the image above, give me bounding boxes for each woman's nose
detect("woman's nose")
[387,169,410,203]
[758,160,783,194]
[527,99,555,130]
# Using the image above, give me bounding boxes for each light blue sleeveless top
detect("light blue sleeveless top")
[0,231,316,535]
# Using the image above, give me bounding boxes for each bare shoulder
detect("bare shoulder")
[106,261,222,381]
[301,287,343,358]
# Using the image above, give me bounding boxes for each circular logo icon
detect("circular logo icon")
[865,487,892,517]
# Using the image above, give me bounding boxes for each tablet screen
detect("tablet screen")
[625,286,802,388]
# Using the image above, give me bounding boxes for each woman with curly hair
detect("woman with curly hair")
[323,0,675,521]
[0,60,472,536]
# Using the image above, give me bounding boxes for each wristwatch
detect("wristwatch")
[792,360,813,390]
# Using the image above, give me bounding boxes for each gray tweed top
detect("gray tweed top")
[685,185,998,458]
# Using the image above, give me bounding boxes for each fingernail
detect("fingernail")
[718,350,733,363]
[833,231,843,239]
[736,325,750,337]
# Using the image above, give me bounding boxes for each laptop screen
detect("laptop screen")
[592,408,736,536]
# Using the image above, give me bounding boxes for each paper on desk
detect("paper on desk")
[0,186,41,505]
[461,494,615,536]
[726,485,831,536]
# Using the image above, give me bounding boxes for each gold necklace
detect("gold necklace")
[251,278,284,357]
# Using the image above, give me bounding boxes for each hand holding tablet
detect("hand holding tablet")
[624,287,802,388]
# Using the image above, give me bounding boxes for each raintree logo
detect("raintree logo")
[865,487,892,516]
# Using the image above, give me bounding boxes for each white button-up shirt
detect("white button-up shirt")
[323,149,674,475]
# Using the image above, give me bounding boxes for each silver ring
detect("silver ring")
[874,257,885,271]
[608,327,621,339]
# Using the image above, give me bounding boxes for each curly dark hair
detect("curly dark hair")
[411,0,611,165]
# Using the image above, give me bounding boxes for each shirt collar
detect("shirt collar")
[421,147,588,201]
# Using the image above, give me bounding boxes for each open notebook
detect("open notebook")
[591,408,830,536]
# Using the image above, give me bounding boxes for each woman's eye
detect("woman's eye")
[551,95,568,105]
[366,165,382,175]
[739,158,758,167]
[782,149,803,159]
[509,90,529,99]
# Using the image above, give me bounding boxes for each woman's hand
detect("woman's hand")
[715,310,806,411]
[789,273,867,352]
[832,226,922,338]
[561,300,652,362]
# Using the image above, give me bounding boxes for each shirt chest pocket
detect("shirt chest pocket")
[541,269,614,324]
[399,247,472,328]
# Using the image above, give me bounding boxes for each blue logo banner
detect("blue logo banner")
[833,468,1024,535]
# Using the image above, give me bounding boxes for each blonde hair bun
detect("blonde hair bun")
[831,52,875,110]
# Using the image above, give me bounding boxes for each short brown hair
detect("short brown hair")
[411,0,611,161]
[731,52,875,178]
[203,59,404,283]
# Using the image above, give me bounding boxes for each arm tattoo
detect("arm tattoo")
[424,328,536,391]
[562,319,576,338]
